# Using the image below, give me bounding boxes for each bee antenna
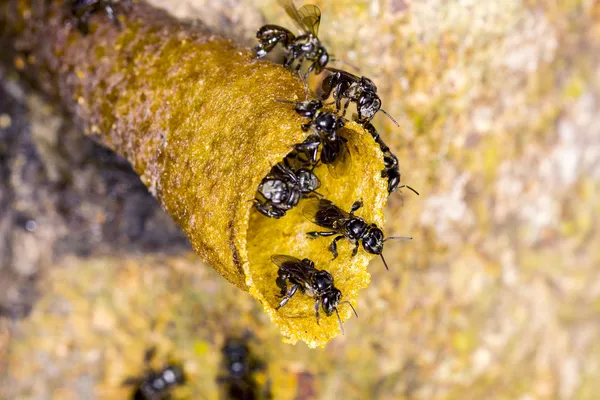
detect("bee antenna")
[380,108,400,127]
[275,99,299,105]
[384,236,412,242]
[330,57,360,72]
[296,70,310,100]
[380,253,390,271]
[335,308,345,335]
[398,184,420,196]
[340,301,358,318]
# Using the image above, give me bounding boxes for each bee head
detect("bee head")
[321,287,342,316]
[315,112,343,136]
[362,224,385,255]
[316,45,329,72]
[357,92,381,123]
[295,99,323,118]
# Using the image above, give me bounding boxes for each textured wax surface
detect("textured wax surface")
[247,122,386,347]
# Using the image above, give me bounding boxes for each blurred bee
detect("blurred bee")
[321,68,399,126]
[255,1,329,77]
[278,98,352,178]
[254,158,321,219]
[363,122,419,195]
[303,198,411,270]
[218,335,272,400]
[123,348,186,400]
[271,254,357,333]
[67,0,126,35]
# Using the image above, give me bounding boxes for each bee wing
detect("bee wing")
[302,198,349,229]
[277,0,321,36]
[271,254,302,269]
[271,254,314,283]
[326,138,352,179]
[297,4,322,36]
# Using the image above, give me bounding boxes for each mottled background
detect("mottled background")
[1,0,600,398]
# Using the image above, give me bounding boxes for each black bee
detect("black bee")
[303,198,411,270]
[363,122,419,195]
[321,68,399,126]
[123,348,186,400]
[67,0,125,35]
[278,99,352,178]
[255,1,329,77]
[271,255,357,333]
[254,158,321,218]
[218,336,271,400]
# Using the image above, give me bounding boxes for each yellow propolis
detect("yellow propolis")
[0,0,388,347]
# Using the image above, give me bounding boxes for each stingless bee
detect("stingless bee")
[122,348,185,400]
[321,68,399,126]
[254,158,322,219]
[218,335,272,400]
[303,198,411,270]
[271,255,357,333]
[278,98,352,178]
[255,0,329,77]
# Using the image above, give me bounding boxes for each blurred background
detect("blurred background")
[1,0,600,398]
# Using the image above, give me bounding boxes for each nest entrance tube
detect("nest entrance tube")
[0,0,389,348]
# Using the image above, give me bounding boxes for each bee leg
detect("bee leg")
[294,55,305,73]
[283,54,295,69]
[303,61,316,80]
[307,231,337,239]
[351,242,360,257]
[314,298,321,325]
[304,192,323,199]
[329,74,343,110]
[254,200,285,219]
[276,271,288,297]
[285,44,302,69]
[276,284,298,310]
[296,70,310,99]
[255,41,276,58]
[341,98,351,117]
[329,236,345,260]
[350,200,363,214]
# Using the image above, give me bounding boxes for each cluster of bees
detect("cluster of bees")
[253,0,417,333]
[120,336,269,400]
[64,0,416,333]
